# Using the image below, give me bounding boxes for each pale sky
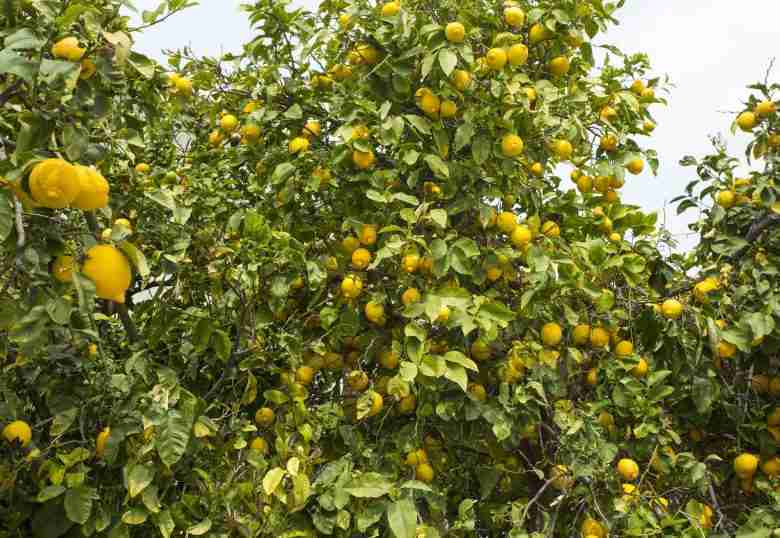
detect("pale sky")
[127,1,780,252]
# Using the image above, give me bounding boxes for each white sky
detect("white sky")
[127,1,780,252]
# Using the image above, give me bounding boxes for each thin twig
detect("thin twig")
[518,477,556,528]
[14,198,25,249]
[116,303,140,343]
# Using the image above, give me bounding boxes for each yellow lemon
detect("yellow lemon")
[29,159,81,208]
[756,100,777,117]
[440,99,458,119]
[590,327,610,348]
[661,299,683,319]
[717,341,737,359]
[552,139,573,160]
[95,427,110,458]
[626,159,644,175]
[630,80,646,95]
[507,43,529,66]
[52,37,85,61]
[550,464,573,490]
[631,357,649,378]
[734,453,759,479]
[600,106,617,122]
[445,22,466,43]
[501,134,524,157]
[736,111,757,132]
[548,56,570,76]
[529,22,551,44]
[250,437,269,454]
[402,253,420,273]
[716,190,736,208]
[255,407,275,426]
[79,58,96,79]
[288,136,310,154]
[341,275,363,299]
[381,1,400,16]
[615,340,634,358]
[497,211,517,234]
[541,220,560,238]
[572,324,590,346]
[468,382,487,401]
[600,134,618,151]
[416,462,434,482]
[643,120,656,133]
[359,224,378,246]
[486,48,508,70]
[52,255,75,283]
[242,124,261,141]
[72,165,109,210]
[451,69,471,91]
[353,149,376,170]
[511,224,532,247]
[581,517,606,538]
[82,245,132,303]
[577,176,593,193]
[401,288,421,306]
[296,366,315,386]
[3,420,32,447]
[617,458,639,481]
[302,120,321,138]
[220,114,239,133]
[504,6,525,28]
[351,248,371,270]
[541,322,562,347]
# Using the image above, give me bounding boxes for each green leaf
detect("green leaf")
[454,123,474,151]
[156,409,191,467]
[141,485,161,514]
[428,208,447,229]
[443,351,478,371]
[345,473,394,498]
[291,473,312,511]
[128,51,156,78]
[36,485,66,503]
[445,364,468,391]
[64,486,97,525]
[424,154,450,179]
[263,467,286,495]
[126,464,155,498]
[118,241,149,278]
[5,29,45,50]
[0,191,13,242]
[121,508,148,525]
[387,498,417,538]
[152,510,175,538]
[187,519,212,536]
[144,189,176,210]
[211,329,232,361]
[45,297,71,325]
[39,59,80,87]
[404,115,431,135]
[272,162,296,184]
[438,49,457,76]
[0,48,38,82]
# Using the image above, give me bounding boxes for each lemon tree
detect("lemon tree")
[2,0,780,537]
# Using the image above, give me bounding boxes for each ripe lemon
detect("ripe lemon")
[576,176,593,193]
[755,100,777,117]
[541,322,562,347]
[347,370,369,391]
[419,92,441,117]
[220,114,238,133]
[241,124,261,141]
[401,288,422,307]
[585,367,599,386]
[524,87,537,102]
[761,457,780,477]
[79,58,96,79]
[693,277,718,302]
[717,340,737,359]
[353,150,375,170]
[95,427,110,458]
[445,22,466,43]
[52,255,75,283]
[617,458,639,481]
[72,165,109,210]
[581,517,606,538]
[497,211,517,233]
[402,253,420,273]
[716,190,736,208]
[173,76,192,95]
[82,245,132,303]
[550,465,573,490]
[436,306,450,323]
[342,236,360,253]
[208,130,224,146]
[470,340,492,361]
[351,248,371,270]
[507,43,529,66]
[551,140,573,161]
[598,411,615,432]
[529,162,544,177]
[288,136,310,154]
[29,159,81,208]
[341,276,363,299]
[590,327,610,347]
[440,99,458,119]
[416,462,435,482]
[736,111,757,132]
[243,101,260,114]
[572,324,590,346]
[501,134,524,157]
[250,437,269,454]
[52,37,85,61]
[600,134,618,151]
[338,13,352,28]
[486,265,503,281]
[643,120,656,133]
[399,394,417,414]
[359,224,377,246]
[548,56,570,76]
[352,43,380,65]
[594,176,611,193]
[486,48,508,70]
[661,299,683,319]
[640,88,655,101]
[504,6,525,27]
[529,22,551,44]
[734,453,759,479]
[378,349,399,369]
[631,357,649,378]
[600,106,617,122]
[255,407,275,426]
[3,420,32,446]
[296,366,315,386]
[541,220,560,238]
[626,159,644,175]
[364,301,385,324]
[630,80,646,96]
[366,391,384,417]
[511,224,532,246]
[614,340,634,358]
[381,1,400,16]
[451,69,471,91]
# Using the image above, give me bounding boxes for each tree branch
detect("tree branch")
[116,303,140,343]
[0,79,23,107]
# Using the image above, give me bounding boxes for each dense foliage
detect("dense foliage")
[1,0,779,537]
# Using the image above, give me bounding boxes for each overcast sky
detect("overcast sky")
[127,1,780,252]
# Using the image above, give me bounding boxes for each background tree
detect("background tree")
[1,0,779,537]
